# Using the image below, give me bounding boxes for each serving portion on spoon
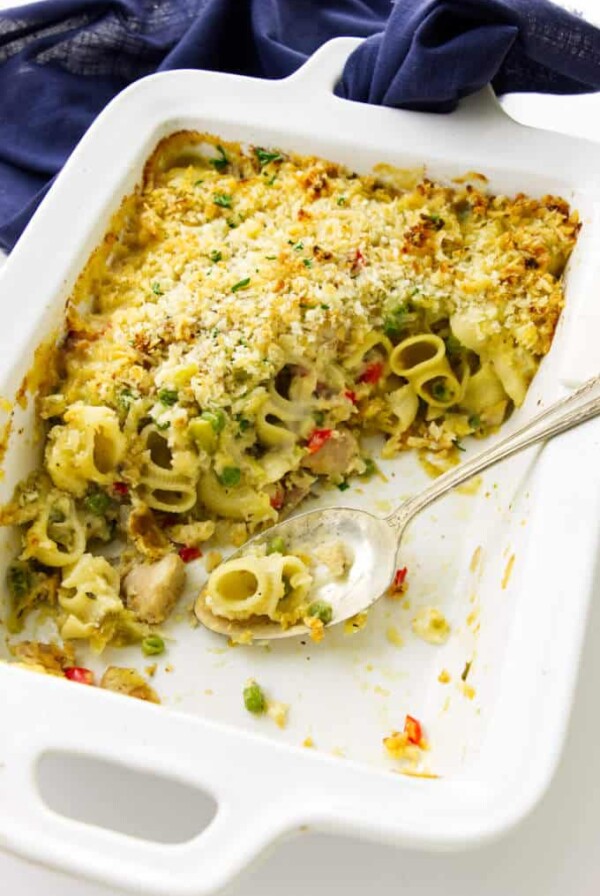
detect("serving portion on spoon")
[195,374,600,641]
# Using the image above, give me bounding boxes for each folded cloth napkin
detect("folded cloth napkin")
[1,0,600,251]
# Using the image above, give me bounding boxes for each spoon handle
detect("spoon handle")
[386,373,600,534]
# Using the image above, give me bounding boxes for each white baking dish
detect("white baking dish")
[1,37,600,896]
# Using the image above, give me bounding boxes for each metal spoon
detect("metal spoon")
[195,374,600,640]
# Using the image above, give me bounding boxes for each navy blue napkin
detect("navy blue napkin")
[1,0,600,252]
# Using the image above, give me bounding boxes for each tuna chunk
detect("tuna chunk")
[100,667,160,703]
[302,429,359,477]
[123,554,185,624]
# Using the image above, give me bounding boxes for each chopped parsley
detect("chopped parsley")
[213,193,232,208]
[117,387,137,414]
[194,179,204,186]
[151,282,163,296]
[219,466,241,487]
[7,562,31,600]
[383,302,412,338]
[320,303,330,310]
[231,277,250,293]
[303,258,313,268]
[337,481,350,492]
[158,388,178,406]
[313,410,326,426]
[337,196,347,206]
[468,414,481,429]
[265,255,277,261]
[293,241,304,251]
[84,491,111,516]
[210,145,229,172]
[237,417,252,432]
[255,147,283,168]
[154,419,170,431]
[210,250,222,263]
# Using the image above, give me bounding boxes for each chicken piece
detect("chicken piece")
[123,554,186,624]
[100,666,160,703]
[302,429,359,476]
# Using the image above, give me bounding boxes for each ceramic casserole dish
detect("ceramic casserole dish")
[1,37,600,896]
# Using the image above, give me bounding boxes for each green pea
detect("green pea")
[141,635,165,656]
[201,409,226,433]
[219,467,241,487]
[307,600,333,625]
[243,682,266,714]
[266,536,286,555]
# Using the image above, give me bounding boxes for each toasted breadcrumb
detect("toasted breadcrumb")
[304,615,325,643]
[204,550,223,573]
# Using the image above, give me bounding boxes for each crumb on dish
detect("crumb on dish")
[343,611,368,635]
[411,607,451,645]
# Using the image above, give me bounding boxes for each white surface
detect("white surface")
[2,0,600,892]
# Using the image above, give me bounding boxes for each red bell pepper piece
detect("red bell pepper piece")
[270,491,284,511]
[178,545,202,563]
[404,714,423,745]
[358,362,384,384]
[393,567,407,589]
[64,667,95,686]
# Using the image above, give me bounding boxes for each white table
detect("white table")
[2,1,600,892]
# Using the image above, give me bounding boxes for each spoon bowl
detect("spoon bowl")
[196,374,600,640]
[194,506,398,639]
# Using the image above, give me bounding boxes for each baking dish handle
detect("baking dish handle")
[0,668,307,896]
[282,36,508,124]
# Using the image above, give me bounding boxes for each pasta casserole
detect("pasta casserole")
[0,131,579,646]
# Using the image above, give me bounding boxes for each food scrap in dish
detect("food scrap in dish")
[411,607,451,644]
